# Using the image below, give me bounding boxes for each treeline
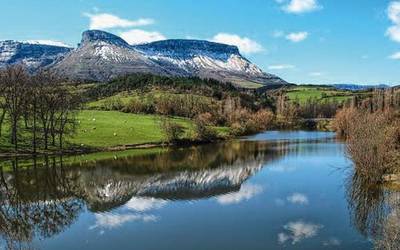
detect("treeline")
[86,74,276,136]
[273,92,343,129]
[86,73,240,100]
[333,88,400,180]
[0,66,81,152]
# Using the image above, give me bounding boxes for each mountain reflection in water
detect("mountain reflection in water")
[0,141,280,248]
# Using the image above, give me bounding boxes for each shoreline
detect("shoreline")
[0,137,230,160]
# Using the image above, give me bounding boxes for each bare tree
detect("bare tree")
[0,66,30,150]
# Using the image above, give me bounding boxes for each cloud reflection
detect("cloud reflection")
[216,184,263,205]
[322,237,341,246]
[287,193,309,205]
[278,220,323,244]
[268,165,296,173]
[90,212,157,230]
[125,197,167,212]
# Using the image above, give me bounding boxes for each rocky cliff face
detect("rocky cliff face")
[0,30,287,86]
[0,40,71,71]
[54,30,286,86]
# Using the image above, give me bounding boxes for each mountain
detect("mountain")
[332,84,390,91]
[134,39,285,87]
[0,30,287,87]
[0,40,72,72]
[51,30,171,81]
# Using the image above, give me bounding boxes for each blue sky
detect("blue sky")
[1,0,399,85]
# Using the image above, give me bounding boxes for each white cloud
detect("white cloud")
[388,1,400,24]
[120,29,166,45]
[211,33,264,54]
[25,40,72,48]
[286,32,308,42]
[278,220,323,245]
[268,64,295,70]
[216,184,263,205]
[84,12,154,30]
[90,213,157,230]
[283,0,322,14]
[389,51,400,59]
[309,71,323,77]
[125,197,167,212]
[386,25,400,42]
[387,2,400,42]
[287,193,309,205]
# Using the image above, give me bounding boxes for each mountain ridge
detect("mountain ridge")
[0,30,287,87]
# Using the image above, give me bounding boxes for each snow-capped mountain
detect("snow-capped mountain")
[0,40,72,71]
[1,30,287,86]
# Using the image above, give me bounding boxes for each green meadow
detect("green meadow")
[285,86,353,103]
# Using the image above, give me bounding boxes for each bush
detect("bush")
[252,109,274,131]
[123,98,155,114]
[160,119,185,143]
[101,97,124,111]
[194,115,217,141]
[345,110,400,180]
[229,108,274,136]
[332,107,357,137]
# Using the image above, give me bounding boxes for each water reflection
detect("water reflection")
[278,220,324,245]
[0,140,280,248]
[0,158,85,250]
[1,131,395,250]
[347,171,400,249]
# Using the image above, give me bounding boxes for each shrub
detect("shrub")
[229,108,274,136]
[123,98,155,114]
[252,109,274,131]
[346,110,400,180]
[160,119,185,143]
[194,115,217,141]
[332,107,357,137]
[101,97,124,111]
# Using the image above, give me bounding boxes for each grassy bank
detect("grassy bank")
[0,109,230,155]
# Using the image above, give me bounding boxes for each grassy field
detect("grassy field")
[0,110,229,152]
[86,90,215,110]
[71,110,230,148]
[71,110,194,148]
[286,86,353,103]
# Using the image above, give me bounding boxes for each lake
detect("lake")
[1,131,398,249]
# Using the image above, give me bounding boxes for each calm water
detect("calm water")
[1,131,398,249]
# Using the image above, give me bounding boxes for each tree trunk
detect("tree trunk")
[32,102,37,154]
[0,109,5,137]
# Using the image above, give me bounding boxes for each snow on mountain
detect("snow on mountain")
[0,40,72,71]
[24,40,72,48]
[0,30,287,87]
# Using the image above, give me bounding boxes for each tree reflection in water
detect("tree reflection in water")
[0,157,85,250]
[0,140,280,249]
[347,171,400,249]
